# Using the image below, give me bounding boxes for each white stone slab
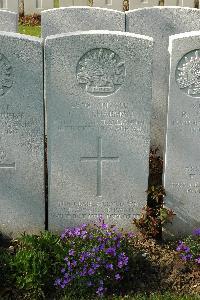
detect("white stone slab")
[164,31,200,236]
[93,0,123,11]
[164,0,194,7]
[42,7,125,38]
[129,0,159,10]
[0,10,18,31]
[0,33,44,238]
[45,31,153,232]
[0,0,19,13]
[126,7,200,154]
[24,0,54,15]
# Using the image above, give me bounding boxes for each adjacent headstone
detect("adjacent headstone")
[129,0,159,10]
[41,7,125,38]
[164,31,200,235]
[0,0,19,13]
[24,0,54,15]
[59,0,88,6]
[45,31,153,232]
[126,7,200,153]
[164,0,194,7]
[0,10,18,32]
[59,0,73,6]
[0,33,44,238]
[93,0,123,11]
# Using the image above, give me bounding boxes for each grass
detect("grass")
[18,24,41,37]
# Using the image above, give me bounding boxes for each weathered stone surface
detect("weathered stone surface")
[45,31,153,232]
[126,7,200,154]
[0,33,44,238]
[93,0,123,11]
[164,31,200,236]
[0,9,18,32]
[41,7,125,38]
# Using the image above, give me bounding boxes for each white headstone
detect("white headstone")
[0,0,19,13]
[59,0,73,6]
[24,0,54,15]
[164,31,200,236]
[41,7,125,38]
[0,10,18,32]
[45,31,153,232]
[93,0,123,11]
[126,7,200,154]
[129,0,159,10]
[59,0,88,5]
[0,33,44,238]
[164,0,194,7]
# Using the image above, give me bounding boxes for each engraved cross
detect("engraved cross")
[0,161,15,170]
[80,137,119,197]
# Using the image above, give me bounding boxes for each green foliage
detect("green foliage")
[133,186,175,238]
[10,231,67,299]
[0,248,12,287]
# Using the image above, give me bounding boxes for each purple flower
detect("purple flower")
[79,251,90,262]
[101,223,109,230]
[91,262,100,270]
[61,268,66,274]
[106,263,114,270]
[105,247,116,256]
[176,241,190,253]
[127,232,135,238]
[88,268,95,275]
[192,228,200,236]
[54,278,61,286]
[64,256,69,262]
[72,260,77,267]
[99,243,105,251]
[180,254,193,261]
[115,273,121,281]
[195,257,200,264]
[69,249,75,256]
[96,286,104,297]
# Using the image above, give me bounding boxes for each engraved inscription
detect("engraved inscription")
[0,53,13,96]
[0,147,15,170]
[80,137,119,197]
[76,48,125,96]
[176,50,200,97]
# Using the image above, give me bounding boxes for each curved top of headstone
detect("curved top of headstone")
[41,7,125,38]
[126,7,200,36]
[45,30,153,42]
[0,9,18,32]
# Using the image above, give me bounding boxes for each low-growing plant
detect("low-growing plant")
[176,228,200,265]
[54,216,137,298]
[133,186,175,239]
[10,231,67,299]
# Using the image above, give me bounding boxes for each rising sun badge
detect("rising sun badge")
[176,50,200,98]
[76,48,125,96]
[0,53,13,96]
